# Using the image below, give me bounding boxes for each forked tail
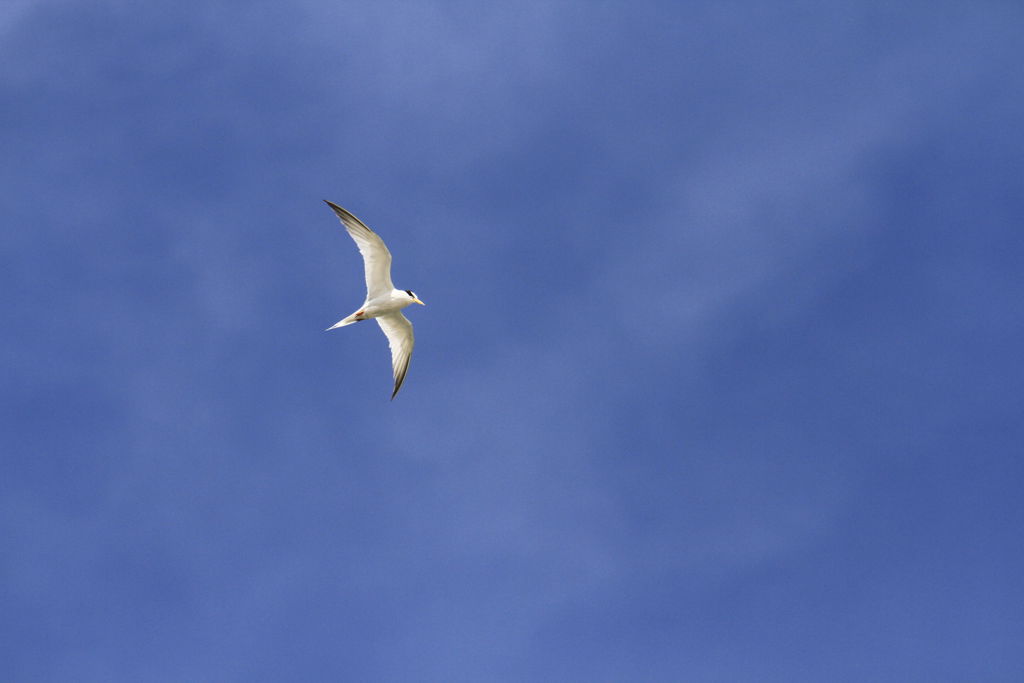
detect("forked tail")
[325,310,366,331]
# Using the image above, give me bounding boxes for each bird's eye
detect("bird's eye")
[405,290,414,297]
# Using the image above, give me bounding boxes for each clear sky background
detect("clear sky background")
[3,2,1023,681]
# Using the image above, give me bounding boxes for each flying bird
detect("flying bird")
[324,200,425,399]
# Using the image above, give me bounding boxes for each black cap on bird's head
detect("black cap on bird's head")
[404,290,425,305]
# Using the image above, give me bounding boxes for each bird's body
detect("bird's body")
[327,289,418,328]
[324,201,424,399]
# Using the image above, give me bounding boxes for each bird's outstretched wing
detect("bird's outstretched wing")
[324,200,394,300]
[376,312,415,399]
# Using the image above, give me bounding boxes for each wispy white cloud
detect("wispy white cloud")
[0,0,34,38]
[4,1,1023,679]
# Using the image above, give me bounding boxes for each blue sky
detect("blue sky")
[3,1,1023,680]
